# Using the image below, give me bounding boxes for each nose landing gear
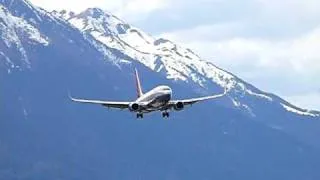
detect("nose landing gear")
[136,113,144,119]
[162,111,170,118]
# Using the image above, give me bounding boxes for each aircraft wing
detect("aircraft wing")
[70,96,131,109]
[169,90,227,106]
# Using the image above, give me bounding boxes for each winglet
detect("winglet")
[67,90,75,101]
[218,88,228,98]
[214,88,228,98]
[223,88,228,95]
[134,68,143,98]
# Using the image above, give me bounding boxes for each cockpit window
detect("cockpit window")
[158,86,171,91]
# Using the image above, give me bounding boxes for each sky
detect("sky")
[30,0,320,110]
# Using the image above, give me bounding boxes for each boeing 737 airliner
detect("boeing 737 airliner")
[70,69,226,118]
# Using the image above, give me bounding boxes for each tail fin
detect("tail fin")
[134,68,143,98]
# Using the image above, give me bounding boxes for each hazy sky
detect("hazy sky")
[30,0,320,110]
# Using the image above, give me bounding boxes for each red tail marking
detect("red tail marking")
[135,68,143,98]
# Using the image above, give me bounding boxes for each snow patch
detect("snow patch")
[230,97,255,117]
[247,90,273,101]
[270,125,283,130]
[0,5,49,67]
[23,108,28,118]
[0,51,13,65]
[231,98,241,107]
[63,9,245,91]
[53,8,316,117]
[0,6,49,46]
[242,104,256,117]
[119,59,131,64]
[281,103,317,117]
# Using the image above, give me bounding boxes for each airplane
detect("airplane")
[70,69,226,119]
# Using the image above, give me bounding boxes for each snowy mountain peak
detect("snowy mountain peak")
[1,0,317,119]
[48,8,320,117]
[1,0,43,23]
[69,8,129,35]
[62,9,248,90]
[0,3,49,72]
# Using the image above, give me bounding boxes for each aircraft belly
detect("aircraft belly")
[145,94,171,112]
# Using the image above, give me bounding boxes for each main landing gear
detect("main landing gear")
[136,112,170,119]
[162,111,170,118]
[136,113,144,119]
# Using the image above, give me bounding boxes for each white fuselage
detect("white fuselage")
[135,85,172,112]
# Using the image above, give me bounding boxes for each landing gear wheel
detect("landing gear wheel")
[136,113,143,119]
[162,112,170,118]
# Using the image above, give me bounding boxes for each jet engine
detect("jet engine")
[174,102,184,111]
[129,103,140,112]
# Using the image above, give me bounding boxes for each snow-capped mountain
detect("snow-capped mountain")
[1,1,320,179]
[52,8,319,118]
[0,3,48,72]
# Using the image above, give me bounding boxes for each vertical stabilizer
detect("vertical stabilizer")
[135,68,143,98]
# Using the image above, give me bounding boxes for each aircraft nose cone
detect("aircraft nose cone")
[167,88,172,99]
[166,88,172,95]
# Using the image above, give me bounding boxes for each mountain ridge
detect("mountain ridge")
[1,1,320,179]
[1,1,319,119]
[50,8,319,116]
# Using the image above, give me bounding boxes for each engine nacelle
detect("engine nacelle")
[174,102,184,111]
[129,103,140,112]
